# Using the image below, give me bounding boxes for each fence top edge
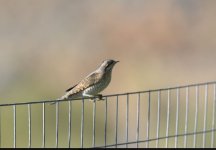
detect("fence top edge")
[0,81,216,107]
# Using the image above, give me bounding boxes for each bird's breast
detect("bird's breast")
[84,74,111,95]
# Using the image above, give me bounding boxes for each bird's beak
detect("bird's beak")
[115,60,119,63]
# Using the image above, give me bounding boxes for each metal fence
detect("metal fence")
[0,81,216,148]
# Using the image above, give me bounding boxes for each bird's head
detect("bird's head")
[99,59,119,72]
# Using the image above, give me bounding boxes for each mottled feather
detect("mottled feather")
[65,84,77,92]
[66,72,103,95]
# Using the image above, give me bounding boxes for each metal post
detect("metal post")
[56,102,59,148]
[203,85,208,148]
[165,90,170,148]
[28,104,31,148]
[81,98,84,148]
[0,107,1,148]
[126,94,129,148]
[156,91,161,148]
[175,88,179,148]
[211,84,216,148]
[136,93,140,148]
[146,92,150,148]
[68,101,71,148]
[184,87,189,148]
[13,105,16,148]
[42,103,45,148]
[115,96,119,148]
[193,86,199,148]
[92,101,96,147]
[104,97,108,148]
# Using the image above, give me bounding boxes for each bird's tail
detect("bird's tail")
[50,101,57,105]
[50,98,61,105]
[50,95,67,105]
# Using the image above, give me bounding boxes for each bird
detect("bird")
[51,59,119,104]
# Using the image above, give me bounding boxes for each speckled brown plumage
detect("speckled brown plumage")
[51,59,119,104]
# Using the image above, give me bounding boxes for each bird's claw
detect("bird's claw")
[89,99,96,102]
[97,94,102,100]
[97,94,106,101]
[89,94,105,102]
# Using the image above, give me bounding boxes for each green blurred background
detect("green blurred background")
[0,0,216,148]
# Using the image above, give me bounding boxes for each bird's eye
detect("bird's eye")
[107,62,113,68]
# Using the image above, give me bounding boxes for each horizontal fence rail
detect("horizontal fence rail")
[0,81,216,148]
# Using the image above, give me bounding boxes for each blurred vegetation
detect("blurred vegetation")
[0,0,216,148]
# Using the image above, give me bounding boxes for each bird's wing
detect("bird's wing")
[66,72,102,95]
[65,84,78,92]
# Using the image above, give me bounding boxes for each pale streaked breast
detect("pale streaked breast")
[83,73,111,95]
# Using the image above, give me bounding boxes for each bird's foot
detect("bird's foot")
[89,98,96,102]
[88,94,105,102]
[97,94,105,101]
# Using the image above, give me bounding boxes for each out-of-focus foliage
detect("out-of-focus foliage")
[0,0,216,148]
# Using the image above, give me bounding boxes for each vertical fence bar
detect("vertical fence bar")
[165,90,170,148]
[68,101,71,148]
[28,104,31,148]
[156,91,161,148]
[104,97,108,148]
[193,86,199,148]
[146,92,150,148]
[92,101,96,147]
[0,107,1,148]
[115,96,118,148]
[203,85,208,148]
[81,98,84,148]
[42,103,45,148]
[56,102,59,148]
[184,87,189,148]
[1,82,216,148]
[175,88,179,148]
[126,94,129,148]
[13,105,16,148]
[211,84,216,148]
[136,93,140,148]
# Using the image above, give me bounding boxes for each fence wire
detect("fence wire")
[0,81,216,148]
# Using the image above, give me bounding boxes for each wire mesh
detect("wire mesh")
[0,81,216,148]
